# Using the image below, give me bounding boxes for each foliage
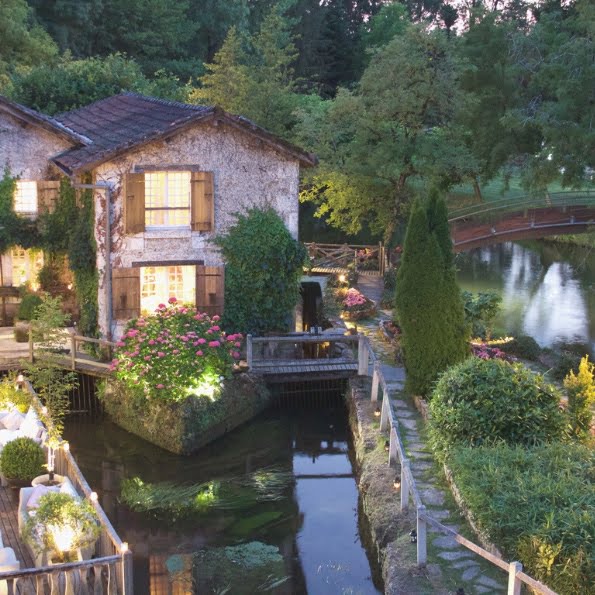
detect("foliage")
[0,436,45,481]
[0,374,31,413]
[503,334,542,361]
[215,208,306,335]
[430,357,565,454]
[120,467,293,520]
[338,287,375,320]
[111,299,239,402]
[447,443,595,595]
[469,340,515,362]
[395,195,468,396]
[461,291,502,339]
[17,292,43,321]
[564,356,595,441]
[24,492,100,561]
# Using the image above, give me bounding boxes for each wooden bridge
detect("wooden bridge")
[449,190,595,251]
[246,332,369,381]
[304,242,387,276]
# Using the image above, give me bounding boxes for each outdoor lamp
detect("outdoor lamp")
[90,492,98,502]
[384,440,390,452]
[374,407,381,417]
[393,477,401,490]
[409,530,417,544]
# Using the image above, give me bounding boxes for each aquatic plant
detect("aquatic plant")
[120,467,294,520]
[110,299,242,402]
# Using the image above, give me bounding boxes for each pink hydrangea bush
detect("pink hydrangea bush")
[471,341,516,362]
[342,288,368,308]
[111,298,242,401]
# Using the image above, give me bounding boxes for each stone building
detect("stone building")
[0,93,316,337]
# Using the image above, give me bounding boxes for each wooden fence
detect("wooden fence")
[360,337,558,595]
[0,381,133,594]
[305,242,387,275]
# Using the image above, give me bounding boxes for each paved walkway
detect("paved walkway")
[355,276,507,595]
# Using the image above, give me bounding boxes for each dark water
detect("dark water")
[456,241,595,349]
[64,404,382,595]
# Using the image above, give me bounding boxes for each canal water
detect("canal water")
[64,401,382,594]
[456,240,595,349]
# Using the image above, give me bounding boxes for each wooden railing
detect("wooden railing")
[305,242,387,275]
[360,337,558,595]
[246,332,369,375]
[28,329,116,375]
[0,381,134,594]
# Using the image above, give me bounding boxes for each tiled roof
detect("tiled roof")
[51,93,317,173]
[0,96,90,145]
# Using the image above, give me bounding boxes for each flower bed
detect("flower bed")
[340,288,376,321]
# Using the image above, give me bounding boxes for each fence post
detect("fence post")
[380,393,390,431]
[70,334,76,371]
[388,426,397,465]
[246,335,253,371]
[417,505,427,565]
[371,361,380,402]
[507,561,522,595]
[358,335,369,376]
[28,325,34,363]
[400,460,410,510]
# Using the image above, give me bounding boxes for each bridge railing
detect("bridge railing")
[448,190,595,222]
[305,242,387,275]
[359,336,558,595]
[246,332,370,374]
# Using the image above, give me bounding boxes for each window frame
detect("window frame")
[14,180,38,215]
[144,171,191,229]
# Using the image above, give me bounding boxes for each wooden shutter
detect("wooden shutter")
[195,265,224,316]
[124,173,145,234]
[190,172,214,232]
[112,267,141,320]
[36,181,60,214]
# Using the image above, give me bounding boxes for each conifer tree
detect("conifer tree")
[395,194,468,395]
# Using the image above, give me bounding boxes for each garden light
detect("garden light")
[90,492,98,502]
[121,542,129,553]
[384,440,389,452]
[393,477,401,490]
[409,530,417,544]
[374,407,381,417]
[338,274,346,283]
[62,441,70,452]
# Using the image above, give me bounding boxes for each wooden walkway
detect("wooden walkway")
[0,486,34,568]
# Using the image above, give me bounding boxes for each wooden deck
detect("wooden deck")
[0,486,34,568]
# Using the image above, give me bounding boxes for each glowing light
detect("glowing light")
[89,492,98,502]
[48,523,76,554]
[120,542,129,553]
[41,406,48,415]
[62,442,70,452]
[17,374,24,384]
[374,407,381,418]
[338,274,346,283]
[393,477,401,490]
[67,283,73,291]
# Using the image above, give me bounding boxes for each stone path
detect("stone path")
[355,276,507,595]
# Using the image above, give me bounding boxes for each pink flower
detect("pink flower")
[196,350,203,356]
[148,339,155,345]
[211,325,220,332]
[234,342,241,348]
[232,351,240,359]
[156,384,164,389]
[116,341,125,347]
[144,355,151,361]
[173,349,180,354]
[208,340,220,348]
[197,338,206,345]
[180,336,189,342]
[157,352,165,357]
[168,296,177,304]
[212,315,220,321]
[157,303,166,309]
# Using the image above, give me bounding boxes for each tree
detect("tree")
[298,26,477,243]
[395,195,468,395]
[0,0,58,78]
[191,9,300,138]
[215,208,306,335]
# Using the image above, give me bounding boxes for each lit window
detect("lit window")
[140,265,195,314]
[11,247,43,289]
[145,172,191,227]
[14,181,38,214]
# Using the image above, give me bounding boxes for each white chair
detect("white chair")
[0,531,20,595]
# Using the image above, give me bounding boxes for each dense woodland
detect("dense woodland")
[1,0,593,242]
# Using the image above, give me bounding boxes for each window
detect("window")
[14,181,38,214]
[145,171,191,227]
[11,247,43,289]
[140,265,195,313]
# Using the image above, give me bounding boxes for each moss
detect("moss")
[99,373,270,454]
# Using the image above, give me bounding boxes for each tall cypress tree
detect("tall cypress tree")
[395,193,468,395]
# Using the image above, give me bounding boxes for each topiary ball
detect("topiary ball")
[0,437,45,482]
[429,357,565,453]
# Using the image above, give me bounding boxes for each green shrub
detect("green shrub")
[504,334,542,360]
[447,443,595,595]
[430,357,565,452]
[0,375,31,413]
[17,293,43,321]
[0,437,45,482]
[551,349,582,381]
[215,208,306,335]
[564,356,595,440]
[461,290,502,339]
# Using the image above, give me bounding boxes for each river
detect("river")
[456,240,595,349]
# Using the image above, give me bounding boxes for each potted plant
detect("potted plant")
[24,492,101,565]
[0,437,45,487]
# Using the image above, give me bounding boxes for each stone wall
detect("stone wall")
[92,120,300,338]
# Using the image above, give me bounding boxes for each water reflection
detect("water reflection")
[456,241,594,348]
[64,407,381,594]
